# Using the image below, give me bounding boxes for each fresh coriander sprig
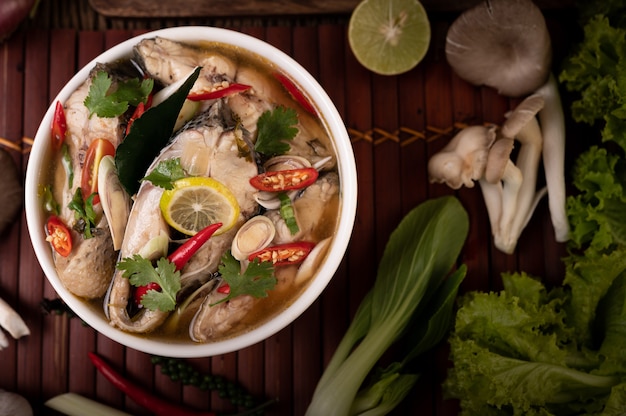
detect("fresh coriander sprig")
[142,158,187,189]
[254,106,299,157]
[117,255,181,312]
[84,71,153,118]
[67,188,97,239]
[212,252,277,306]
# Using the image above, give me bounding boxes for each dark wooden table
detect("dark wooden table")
[0,3,579,415]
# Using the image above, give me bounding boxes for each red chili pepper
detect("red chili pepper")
[45,215,73,257]
[88,352,215,416]
[248,241,315,266]
[51,100,68,151]
[249,167,319,192]
[217,283,230,294]
[133,282,161,307]
[167,222,223,271]
[273,72,317,115]
[187,83,251,101]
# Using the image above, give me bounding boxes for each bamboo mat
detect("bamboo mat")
[0,12,579,415]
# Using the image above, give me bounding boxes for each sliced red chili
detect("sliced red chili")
[187,83,251,101]
[217,283,230,294]
[45,215,72,257]
[249,167,319,192]
[125,94,153,136]
[51,100,68,151]
[80,138,115,204]
[273,72,317,115]
[133,282,161,307]
[248,241,315,266]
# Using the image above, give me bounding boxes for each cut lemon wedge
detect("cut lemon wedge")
[160,176,240,236]
[348,0,431,75]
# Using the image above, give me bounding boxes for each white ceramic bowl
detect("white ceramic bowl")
[25,26,357,357]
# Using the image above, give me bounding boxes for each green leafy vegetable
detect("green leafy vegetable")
[306,196,469,416]
[115,67,201,195]
[278,192,299,235]
[84,71,153,118]
[142,158,187,190]
[444,9,626,414]
[212,252,276,306]
[254,106,299,157]
[68,188,97,239]
[117,255,181,312]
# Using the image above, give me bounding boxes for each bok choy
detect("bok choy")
[306,195,469,416]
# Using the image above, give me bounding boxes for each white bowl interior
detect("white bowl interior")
[25,26,357,357]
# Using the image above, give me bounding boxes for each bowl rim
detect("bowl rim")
[24,26,357,357]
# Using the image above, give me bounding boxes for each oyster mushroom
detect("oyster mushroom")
[429,94,547,254]
[445,0,569,243]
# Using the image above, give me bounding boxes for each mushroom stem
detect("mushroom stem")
[535,73,569,242]
[0,297,30,340]
[495,160,522,253]
[478,179,503,238]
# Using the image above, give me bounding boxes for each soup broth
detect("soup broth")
[41,37,342,343]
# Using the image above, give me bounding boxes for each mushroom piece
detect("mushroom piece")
[445,0,569,243]
[427,125,496,189]
[0,296,29,347]
[428,94,547,254]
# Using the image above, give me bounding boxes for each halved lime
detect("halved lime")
[348,0,431,75]
[160,176,240,236]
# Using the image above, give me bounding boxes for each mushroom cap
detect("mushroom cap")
[501,93,545,138]
[445,0,552,97]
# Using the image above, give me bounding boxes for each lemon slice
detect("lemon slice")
[348,0,431,75]
[160,176,240,236]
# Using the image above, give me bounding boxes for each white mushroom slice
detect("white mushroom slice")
[295,237,332,285]
[231,216,276,261]
[98,155,132,251]
[0,297,30,339]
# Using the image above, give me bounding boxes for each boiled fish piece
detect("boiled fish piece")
[52,64,131,299]
[107,101,259,333]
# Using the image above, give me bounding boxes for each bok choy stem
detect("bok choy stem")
[306,196,469,416]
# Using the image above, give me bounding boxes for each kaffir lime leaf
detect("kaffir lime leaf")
[348,0,431,75]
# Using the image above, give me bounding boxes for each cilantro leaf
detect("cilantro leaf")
[68,188,97,239]
[212,252,276,305]
[254,106,299,157]
[142,158,187,189]
[84,71,153,118]
[117,255,181,312]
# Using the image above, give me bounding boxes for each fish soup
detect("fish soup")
[40,36,342,344]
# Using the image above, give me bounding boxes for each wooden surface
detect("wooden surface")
[0,6,581,416]
[87,0,575,18]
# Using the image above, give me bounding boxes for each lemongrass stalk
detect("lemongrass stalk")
[45,393,133,416]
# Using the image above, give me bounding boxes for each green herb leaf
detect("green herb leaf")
[61,143,74,188]
[212,251,276,305]
[84,71,153,118]
[278,192,299,235]
[115,67,201,195]
[142,158,187,189]
[117,255,181,312]
[68,188,97,239]
[254,106,299,157]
